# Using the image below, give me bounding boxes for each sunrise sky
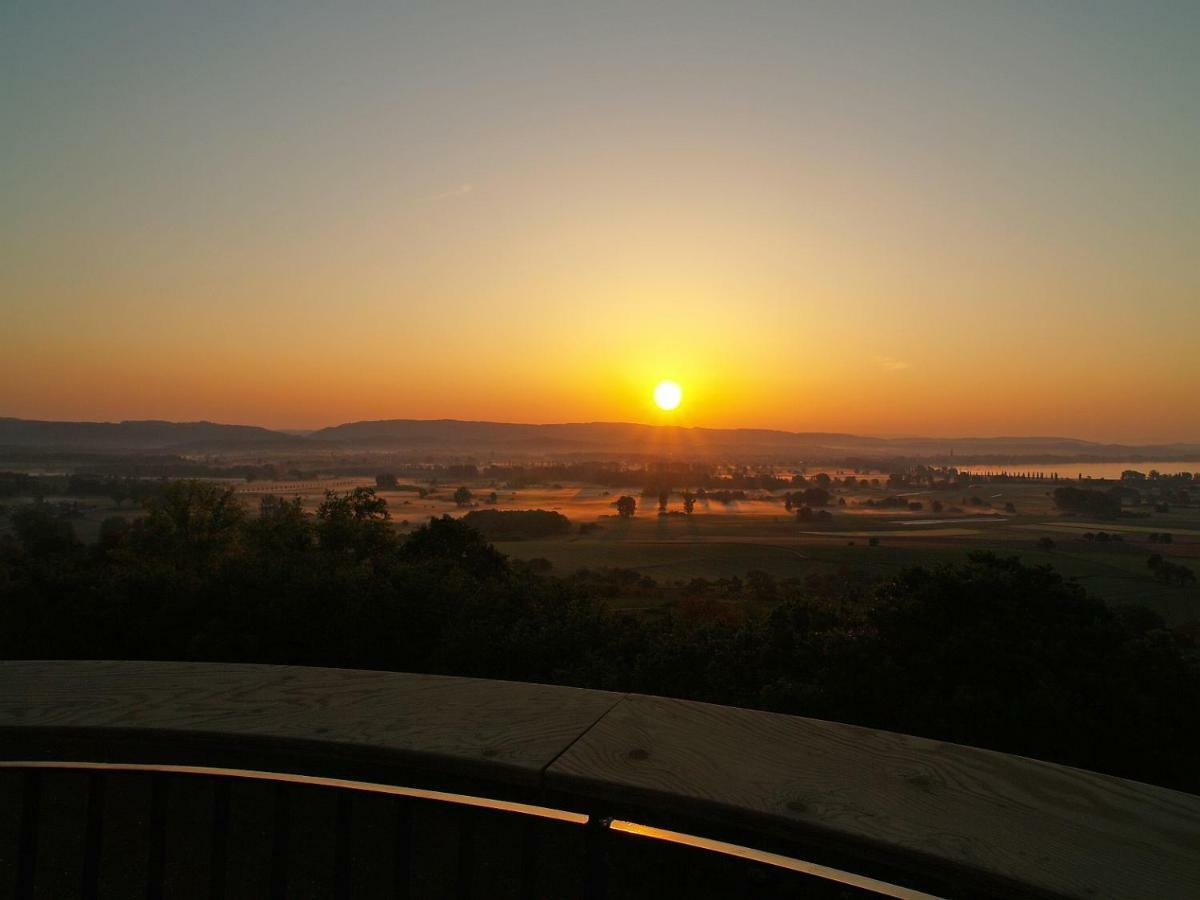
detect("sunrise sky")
[4,2,1198,442]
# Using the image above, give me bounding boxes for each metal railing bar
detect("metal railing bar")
[608,818,945,900]
[0,761,589,825]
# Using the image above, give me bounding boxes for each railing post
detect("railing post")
[584,815,610,900]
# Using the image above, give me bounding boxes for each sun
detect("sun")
[653,380,683,411]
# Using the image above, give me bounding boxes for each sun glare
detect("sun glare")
[653,380,683,411]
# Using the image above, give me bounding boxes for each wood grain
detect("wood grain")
[0,660,620,791]
[3,661,1198,899]
[546,694,1200,899]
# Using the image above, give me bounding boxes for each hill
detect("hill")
[0,418,301,452]
[3,417,1198,462]
[309,419,1200,461]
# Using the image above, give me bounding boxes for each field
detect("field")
[249,474,1199,624]
[7,473,1198,626]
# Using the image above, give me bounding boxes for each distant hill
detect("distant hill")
[309,419,1200,461]
[3,416,1198,461]
[308,419,884,455]
[0,418,301,452]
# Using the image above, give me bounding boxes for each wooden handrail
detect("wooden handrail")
[1,660,1197,899]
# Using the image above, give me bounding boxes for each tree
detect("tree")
[461,509,570,539]
[1037,537,1056,551]
[801,487,830,507]
[1053,486,1121,518]
[248,496,311,555]
[316,487,392,560]
[614,496,637,518]
[10,504,80,557]
[108,481,129,508]
[658,489,669,513]
[375,473,399,490]
[136,480,245,567]
[97,515,131,552]
[682,491,696,515]
[453,486,473,507]
[401,514,507,579]
[486,491,498,504]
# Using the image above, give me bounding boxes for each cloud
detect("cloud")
[431,182,474,201]
[875,356,911,371]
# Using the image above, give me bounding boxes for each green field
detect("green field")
[488,481,1200,626]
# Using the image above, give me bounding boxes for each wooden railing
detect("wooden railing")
[0,661,1197,899]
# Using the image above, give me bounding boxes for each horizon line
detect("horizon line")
[4,415,1200,449]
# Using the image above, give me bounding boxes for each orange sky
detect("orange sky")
[4,4,1198,443]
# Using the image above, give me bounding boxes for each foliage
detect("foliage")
[1,481,1197,793]
[461,509,571,540]
[1053,486,1122,518]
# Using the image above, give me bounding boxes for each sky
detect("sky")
[3,1,1198,442]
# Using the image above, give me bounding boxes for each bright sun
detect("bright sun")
[653,380,683,411]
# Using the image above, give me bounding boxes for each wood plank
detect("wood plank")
[347,792,402,899]
[31,770,88,900]
[280,783,339,900]
[161,774,215,900]
[0,661,619,791]
[547,695,1200,900]
[4,661,1198,899]
[526,817,588,900]
[0,770,25,899]
[224,779,274,900]
[601,823,842,900]
[407,799,461,900]
[96,773,152,900]
[462,807,524,900]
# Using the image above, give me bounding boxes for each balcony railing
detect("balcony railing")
[0,660,1197,898]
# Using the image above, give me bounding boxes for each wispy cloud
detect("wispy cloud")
[875,356,911,371]
[431,182,474,201]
